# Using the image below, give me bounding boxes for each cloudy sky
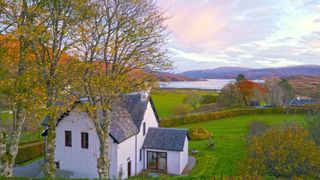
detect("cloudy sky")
[157,0,320,72]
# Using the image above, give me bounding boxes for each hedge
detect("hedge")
[160,107,320,127]
[16,141,44,164]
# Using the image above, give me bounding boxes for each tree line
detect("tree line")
[0,0,171,179]
[217,74,294,109]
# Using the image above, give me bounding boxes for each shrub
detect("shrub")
[304,110,320,146]
[16,141,44,164]
[200,95,217,104]
[171,104,192,118]
[246,121,269,143]
[183,93,201,109]
[207,137,215,150]
[188,127,212,140]
[238,124,320,178]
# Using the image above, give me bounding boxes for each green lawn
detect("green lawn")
[151,89,218,118]
[176,114,304,177]
[1,111,42,143]
[1,111,11,121]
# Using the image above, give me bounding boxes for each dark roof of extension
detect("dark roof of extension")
[41,92,159,143]
[143,127,188,151]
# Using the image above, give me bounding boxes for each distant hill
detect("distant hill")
[180,65,320,79]
[286,75,320,99]
[152,72,202,82]
[180,67,253,79]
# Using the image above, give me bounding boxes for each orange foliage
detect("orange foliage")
[237,80,266,97]
[0,34,73,66]
[0,34,150,85]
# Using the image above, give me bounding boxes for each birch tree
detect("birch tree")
[30,0,86,177]
[73,0,171,178]
[0,1,43,176]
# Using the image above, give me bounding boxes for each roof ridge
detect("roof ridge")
[150,127,187,131]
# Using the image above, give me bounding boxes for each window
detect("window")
[65,131,72,147]
[55,162,60,169]
[81,132,89,149]
[139,149,142,161]
[143,122,146,135]
[147,151,167,171]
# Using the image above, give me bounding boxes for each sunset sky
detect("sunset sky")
[157,0,320,72]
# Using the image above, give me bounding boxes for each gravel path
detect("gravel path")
[182,156,196,175]
[13,158,73,178]
[13,159,43,177]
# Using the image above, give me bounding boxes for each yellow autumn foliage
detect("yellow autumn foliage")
[188,127,212,140]
[238,123,320,178]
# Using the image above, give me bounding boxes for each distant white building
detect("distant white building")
[42,93,188,179]
[289,97,317,106]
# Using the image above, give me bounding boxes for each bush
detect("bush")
[183,93,201,109]
[304,110,320,146]
[246,121,269,143]
[171,104,192,118]
[238,124,320,178]
[200,95,217,104]
[188,127,212,140]
[16,141,44,164]
[207,137,215,150]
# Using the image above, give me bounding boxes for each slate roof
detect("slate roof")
[41,92,162,144]
[41,95,141,143]
[289,98,317,106]
[122,93,149,129]
[143,127,188,151]
[108,98,139,143]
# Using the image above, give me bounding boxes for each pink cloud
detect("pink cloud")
[166,7,227,44]
[156,0,320,70]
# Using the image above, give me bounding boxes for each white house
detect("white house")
[41,92,189,179]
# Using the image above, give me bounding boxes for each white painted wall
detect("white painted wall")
[136,101,159,173]
[55,111,99,178]
[109,137,118,179]
[179,137,189,174]
[144,149,181,175]
[55,109,118,179]
[116,135,136,179]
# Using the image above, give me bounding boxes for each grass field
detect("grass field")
[176,114,304,177]
[1,111,11,121]
[151,89,218,118]
[1,111,42,143]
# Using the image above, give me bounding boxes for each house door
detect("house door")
[127,161,131,177]
[147,151,167,171]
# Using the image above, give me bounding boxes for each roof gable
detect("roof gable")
[122,93,159,130]
[122,93,148,129]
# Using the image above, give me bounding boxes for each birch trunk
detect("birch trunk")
[93,111,110,179]
[42,117,56,178]
[97,130,109,179]
[0,130,7,175]
[0,110,25,177]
